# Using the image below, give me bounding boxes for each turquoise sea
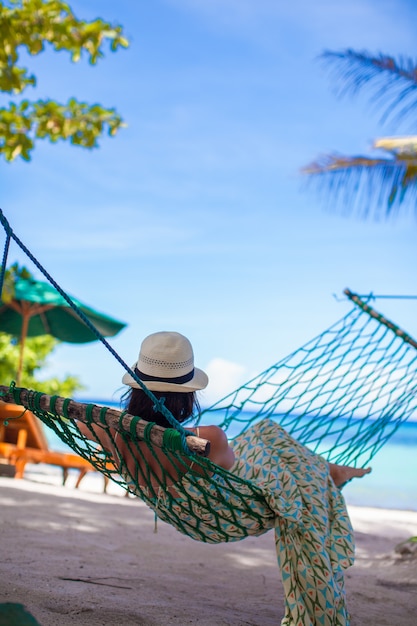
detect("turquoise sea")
[46,400,417,513]
[339,421,416,512]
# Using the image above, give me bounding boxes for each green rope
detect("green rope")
[99,406,108,425]
[85,404,94,423]
[62,398,71,418]
[163,428,186,454]
[118,410,127,430]
[49,395,59,414]
[129,415,141,439]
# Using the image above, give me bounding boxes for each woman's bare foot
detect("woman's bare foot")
[329,463,372,487]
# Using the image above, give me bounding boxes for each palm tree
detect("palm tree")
[302,50,417,219]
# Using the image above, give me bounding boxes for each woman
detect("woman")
[83,331,370,626]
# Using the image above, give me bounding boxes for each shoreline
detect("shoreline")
[0,474,416,625]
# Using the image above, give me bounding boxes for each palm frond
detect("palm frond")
[302,148,417,220]
[320,50,417,129]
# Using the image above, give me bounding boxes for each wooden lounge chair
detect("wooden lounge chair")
[0,400,99,487]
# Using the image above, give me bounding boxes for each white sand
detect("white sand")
[0,469,416,626]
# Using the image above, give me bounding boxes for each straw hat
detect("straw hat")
[122,331,209,392]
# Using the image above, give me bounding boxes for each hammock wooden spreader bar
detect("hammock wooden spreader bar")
[0,385,210,457]
[344,288,417,351]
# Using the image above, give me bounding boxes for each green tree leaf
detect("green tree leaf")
[0,332,84,396]
[0,0,129,161]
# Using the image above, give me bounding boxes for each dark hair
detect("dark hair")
[123,388,200,429]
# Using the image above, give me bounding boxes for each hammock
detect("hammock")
[1,208,417,545]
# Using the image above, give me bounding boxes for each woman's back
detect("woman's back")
[115,424,235,497]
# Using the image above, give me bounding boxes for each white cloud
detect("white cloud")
[201,357,247,406]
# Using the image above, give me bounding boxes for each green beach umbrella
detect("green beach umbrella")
[0,275,126,384]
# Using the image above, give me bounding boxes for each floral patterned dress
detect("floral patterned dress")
[128,419,355,626]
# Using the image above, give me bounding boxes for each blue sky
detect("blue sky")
[1,0,417,405]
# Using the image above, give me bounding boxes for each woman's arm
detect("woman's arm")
[77,421,118,460]
[196,425,235,470]
[77,420,236,474]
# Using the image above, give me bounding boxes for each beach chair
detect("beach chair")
[0,400,98,486]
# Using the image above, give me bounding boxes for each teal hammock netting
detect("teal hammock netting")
[200,290,417,467]
[1,207,417,543]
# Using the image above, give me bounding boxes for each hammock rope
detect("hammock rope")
[0,208,192,453]
[1,209,417,544]
[198,290,417,468]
